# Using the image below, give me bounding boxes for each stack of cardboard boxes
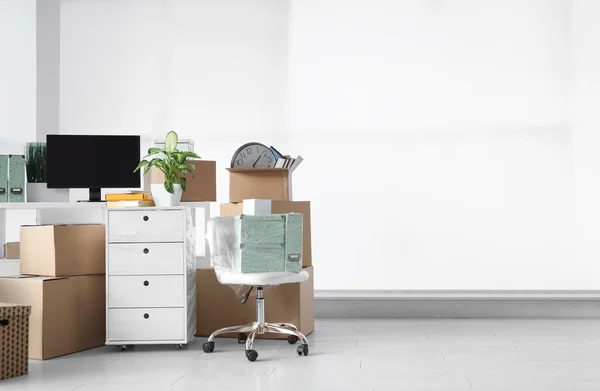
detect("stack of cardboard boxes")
[196,167,314,339]
[0,224,106,360]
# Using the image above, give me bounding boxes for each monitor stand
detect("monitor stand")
[78,188,103,202]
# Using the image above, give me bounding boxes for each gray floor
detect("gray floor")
[4,318,600,390]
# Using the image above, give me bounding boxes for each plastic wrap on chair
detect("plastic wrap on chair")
[206,216,245,297]
[205,214,304,298]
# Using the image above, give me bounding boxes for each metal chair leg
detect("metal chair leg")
[266,324,309,345]
[207,324,254,342]
[272,322,297,330]
[245,326,259,351]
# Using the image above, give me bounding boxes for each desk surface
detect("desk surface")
[0,202,210,210]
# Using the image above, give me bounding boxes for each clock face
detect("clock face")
[231,142,276,168]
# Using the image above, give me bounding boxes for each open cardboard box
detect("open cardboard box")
[227,168,292,203]
[144,160,216,202]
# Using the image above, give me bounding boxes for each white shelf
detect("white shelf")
[0,202,106,210]
[0,202,209,210]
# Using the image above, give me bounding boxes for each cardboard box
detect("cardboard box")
[196,266,314,340]
[0,275,105,360]
[20,225,105,277]
[228,168,291,203]
[4,242,20,259]
[220,200,312,267]
[0,303,31,380]
[144,160,216,202]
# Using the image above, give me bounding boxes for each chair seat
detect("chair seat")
[217,270,309,286]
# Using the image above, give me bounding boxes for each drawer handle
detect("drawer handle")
[143,280,149,286]
[143,248,149,254]
[143,215,149,222]
[144,313,149,319]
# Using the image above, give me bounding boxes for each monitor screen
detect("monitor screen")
[47,135,141,189]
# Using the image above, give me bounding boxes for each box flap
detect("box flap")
[17,275,69,282]
[227,168,289,172]
[0,275,36,280]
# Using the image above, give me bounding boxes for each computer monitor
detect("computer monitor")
[47,135,141,202]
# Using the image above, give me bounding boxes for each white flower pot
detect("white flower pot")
[26,183,70,202]
[151,183,182,207]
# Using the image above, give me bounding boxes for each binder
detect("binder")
[0,155,7,202]
[8,155,25,203]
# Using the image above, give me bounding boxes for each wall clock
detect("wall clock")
[230,142,276,168]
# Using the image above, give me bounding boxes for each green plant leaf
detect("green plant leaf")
[134,160,149,172]
[147,147,163,155]
[164,180,174,194]
[180,151,201,159]
[187,161,196,170]
[165,131,178,153]
[180,179,187,192]
[174,153,186,165]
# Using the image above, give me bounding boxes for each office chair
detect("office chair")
[202,214,310,362]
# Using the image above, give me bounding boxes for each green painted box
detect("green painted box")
[233,213,303,273]
[0,155,7,202]
[8,155,25,203]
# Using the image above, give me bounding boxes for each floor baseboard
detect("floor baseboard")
[314,290,600,318]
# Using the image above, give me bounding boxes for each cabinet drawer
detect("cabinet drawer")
[107,210,183,243]
[108,243,184,275]
[108,275,184,308]
[108,308,184,341]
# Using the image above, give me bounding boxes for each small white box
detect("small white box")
[154,139,195,152]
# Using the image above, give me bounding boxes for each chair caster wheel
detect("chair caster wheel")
[245,349,258,362]
[175,344,183,350]
[119,345,127,351]
[287,335,299,344]
[238,333,247,344]
[297,344,309,356]
[203,341,215,353]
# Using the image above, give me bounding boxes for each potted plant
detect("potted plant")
[134,131,200,207]
[25,142,69,202]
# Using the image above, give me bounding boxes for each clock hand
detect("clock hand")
[253,155,261,167]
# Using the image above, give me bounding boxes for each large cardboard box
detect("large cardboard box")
[0,303,30,380]
[228,168,291,203]
[4,242,19,259]
[20,225,105,277]
[0,275,105,360]
[144,160,216,202]
[196,266,314,339]
[220,200,312,267]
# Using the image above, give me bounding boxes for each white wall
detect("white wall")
[569,0,600,291]
[0,0,39,242]
[0,0,37,148]
[60,0,289,253]
[289,0,579,290]
[58,0,600,291]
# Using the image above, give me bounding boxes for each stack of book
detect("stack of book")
[105,192,154,208]
[269,146,303,171]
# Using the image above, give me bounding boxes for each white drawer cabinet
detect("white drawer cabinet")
[108,308,185,341]
[105,207,196,348]
[108,243,184,275]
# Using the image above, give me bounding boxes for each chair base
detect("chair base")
[202,287,309,361]
[207,321,308,346]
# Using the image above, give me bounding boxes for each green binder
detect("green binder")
[8,155,25,203]
[233,213,303,273]
[0,155,7,202]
